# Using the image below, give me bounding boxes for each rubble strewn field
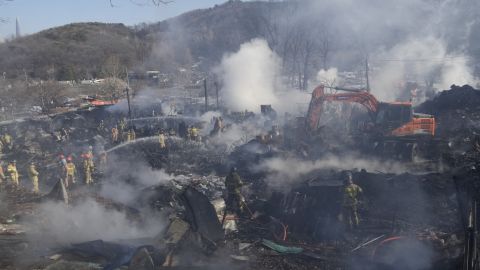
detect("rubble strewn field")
[0,84,478,270]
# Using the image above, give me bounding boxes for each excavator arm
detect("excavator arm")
[306,85,379,132]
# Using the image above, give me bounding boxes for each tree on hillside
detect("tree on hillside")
[101,55,126,100]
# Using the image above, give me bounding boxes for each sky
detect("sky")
[0,0,227,39]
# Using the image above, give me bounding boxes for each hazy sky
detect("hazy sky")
[0,0,227,38]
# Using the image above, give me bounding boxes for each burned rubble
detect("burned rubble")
[0,77,478,270]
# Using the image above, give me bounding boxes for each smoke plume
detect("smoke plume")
[216,38,280,113]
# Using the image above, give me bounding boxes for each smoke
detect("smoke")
[216,38,280,113]
[99,153,173,205]
[317,68,339,86]
[371,36,476,101]
[27,198,165,246]
[257,155,406,190]
[267,0,479,101]
[215,38,311,115]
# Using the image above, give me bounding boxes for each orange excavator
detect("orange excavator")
[305,85,438,161]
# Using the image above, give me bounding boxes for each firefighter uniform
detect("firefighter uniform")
[65,161,76,188]
[118,118,127,131]
[189,127,199,141]
[28,163,39,193]
[343,181,363,229]
[86,150,95,170]
[99,151,107,172]
[127,129,136,142]
[111,126,119,143]
[83,159,93,185]
[6,161,19,186]
[159,133,166,149]
[2,133,12,151]
[225,169,245,215]
[0,163,5,183]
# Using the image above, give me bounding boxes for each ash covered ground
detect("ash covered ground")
[0,83,478,270]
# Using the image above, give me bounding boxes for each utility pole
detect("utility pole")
[204,78,208,112]
[125,87,132,120]
[214,81,219,110]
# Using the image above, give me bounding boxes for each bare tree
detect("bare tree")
[101,55,125,100]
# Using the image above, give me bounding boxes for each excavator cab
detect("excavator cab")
[375,102,413,131]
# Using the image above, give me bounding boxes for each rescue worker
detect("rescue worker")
[127,128,136,142]
[28,162,39,193]
[99,151,107,173]
[158,130,166,149]
[118,117,127,131]
[83,154,93,185]
[211,117,224,136]
[6,160,19,187]
[111,125,119,144]
[224,167,245,216]
[87,146,95,169]
[342,172,363,229]
[118,118,127,141]
[178,121,187,138]
[0,161,5,184]
[65,157,76,188]
[189,126,199,141]
[2,132,12,151]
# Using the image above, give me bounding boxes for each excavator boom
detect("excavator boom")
[306,85,379,132]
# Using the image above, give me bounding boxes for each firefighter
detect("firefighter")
[342,172,363,229]
[87,146,95,169]
[127,128,136,142]
[6,160,19,187]
[224,167,245,216]
[83,154,93,185]
[158,130,166,149]
[210,117,224,136]
[178,121,187,138]
[189,126,199,141]
[65,157,76,188]
[28,162,39,193]
[2,132,12,151]
[111,125,119,144]
[99,151,107,173]
[0,161,5,184]
[118,117,127,132]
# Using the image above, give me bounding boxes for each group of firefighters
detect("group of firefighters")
[224,169,364,230]
[0,160,40,194]
[105,118,137,145]
[59,147,107,188]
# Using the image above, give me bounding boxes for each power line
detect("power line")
[371,55,470,63]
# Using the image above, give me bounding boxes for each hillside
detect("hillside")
[0,22,148,80]
[145,1,277,66]
[0,0,478,81]
[0,1,276,80]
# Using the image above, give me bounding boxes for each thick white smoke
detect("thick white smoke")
[28,199,165,246]
[317,68,339,86]
[216,38,280,113]
[257,155,406,190]
[99,154,173,205]
[371,37,476,101]
[216,38,310,115]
